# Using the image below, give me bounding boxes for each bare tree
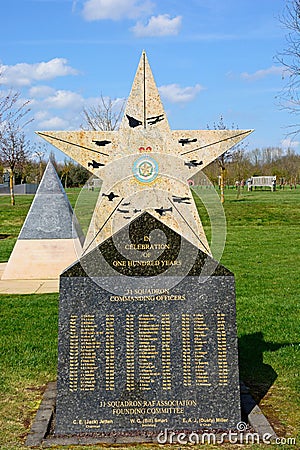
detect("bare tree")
[0,90,32,205]
[81,95,126,131]
[32,142,47,183]
[207,116,247,203]
[0,127,30,205]
[276,0,300,136]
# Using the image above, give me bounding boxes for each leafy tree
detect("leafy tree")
[19,160,36,184]
[69,163,90,187]
[60,159,73,189]
[59,159,89,188]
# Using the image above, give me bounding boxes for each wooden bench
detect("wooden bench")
[248,176,276,191]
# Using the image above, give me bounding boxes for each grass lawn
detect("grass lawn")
[0,187,299,449]
[0,195,34,262]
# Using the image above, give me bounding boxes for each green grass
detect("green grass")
[0,196,34,262]
[71,186,100,235]
[194,188,300,439]
[0,294,59,449]
[0,188,299,449]
[222,190,300,440]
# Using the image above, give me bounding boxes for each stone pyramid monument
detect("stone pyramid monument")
[2,160,84,280]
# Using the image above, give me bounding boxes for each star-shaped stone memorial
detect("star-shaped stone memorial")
[37,51,253,255]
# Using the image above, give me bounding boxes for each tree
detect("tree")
[0,90,32,205]
[279,148,300,182]
[81,95,126,131]
[203,144,300,187]
[58,159,90,188]
[207,116,247,203]
[229,148,252,198]
[276,0,300,136]
[68,163,90,187]
[32,142,47,183]
[60,159,73,189]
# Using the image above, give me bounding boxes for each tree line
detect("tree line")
[0,87,299,208]
[0,152,90,189]
[203,146,300,188]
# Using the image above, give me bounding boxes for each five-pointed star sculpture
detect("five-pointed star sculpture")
[37,51,253,255]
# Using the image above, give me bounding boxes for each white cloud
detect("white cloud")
[82,0,154,21]
[281,138,300,150]
[0,58,78,87]
[35,110,50,121]
[159,83,204,103]
[132,14,182,37]
[31,89,85,131]
[241,66,283,81]
[37,116,70,129]
[85,94,125,111]
[29,85,55,98]
[43,90,84,109]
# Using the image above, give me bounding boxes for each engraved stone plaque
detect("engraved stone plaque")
[56,212,241,435]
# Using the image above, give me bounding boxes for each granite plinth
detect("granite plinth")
[56,212,241,435]
[25,381,278,447]
[19,161,82,241]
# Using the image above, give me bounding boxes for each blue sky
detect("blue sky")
[0,0,297,160]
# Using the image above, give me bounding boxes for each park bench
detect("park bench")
[248,176,276,191]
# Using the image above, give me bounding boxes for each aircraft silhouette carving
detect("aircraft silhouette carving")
[88,159,105,169]
[179,138,198,146]
[147,114,164,125]
[92,140,111,146]
[172,196,191,204]
[126,114,142,128]
[155,206,173,216]
[184,159,203,169]
[102,192,120,201]
[117,208,130,214]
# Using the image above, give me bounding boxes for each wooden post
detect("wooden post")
[9,171,15,206]
[39,160,43,183]
[220,166,225,204]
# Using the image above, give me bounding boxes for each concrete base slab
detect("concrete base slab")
[2,238,81,280]
[0,263,59,294]
[25,381,278,447]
